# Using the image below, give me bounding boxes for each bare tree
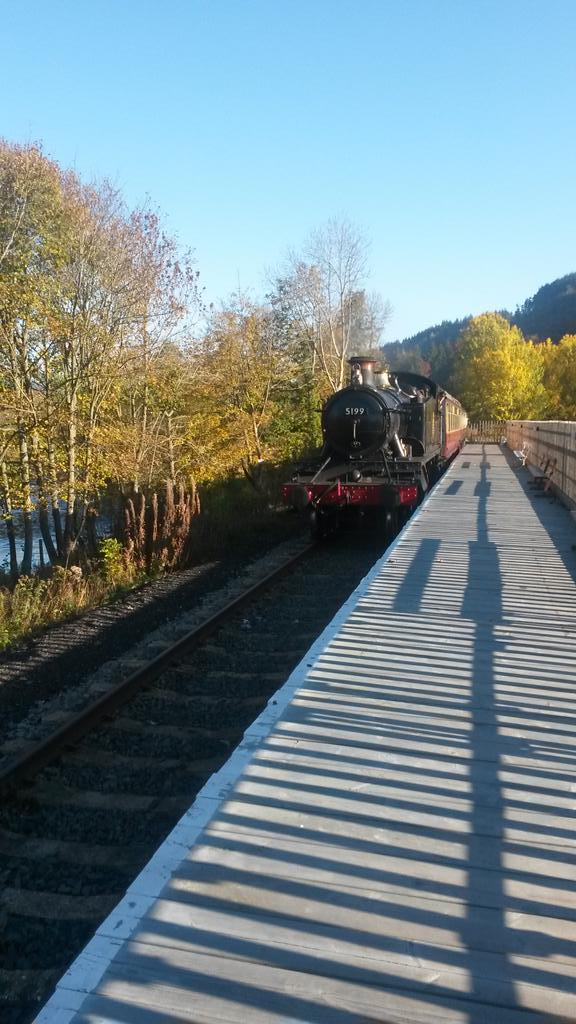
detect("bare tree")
[276,218,391,393]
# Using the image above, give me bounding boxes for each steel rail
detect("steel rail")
[0,543,315,798]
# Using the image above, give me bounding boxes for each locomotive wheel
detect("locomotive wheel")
[309,508,332,541]
[398,505,413,530]
[383,509,398,541]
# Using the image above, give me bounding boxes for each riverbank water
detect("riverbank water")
[0,508,113,573]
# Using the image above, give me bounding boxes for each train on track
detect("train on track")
[282,355,467,537]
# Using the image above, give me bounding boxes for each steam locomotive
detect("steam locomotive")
[282,355,467,537]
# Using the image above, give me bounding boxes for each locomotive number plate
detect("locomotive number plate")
[345,407,366,415]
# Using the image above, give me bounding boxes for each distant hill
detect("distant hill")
[381,272,576,387]
[513,274,576,341]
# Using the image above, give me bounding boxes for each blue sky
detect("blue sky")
[1,0,575,340]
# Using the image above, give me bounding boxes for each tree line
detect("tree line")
[381,273,576,422]
[0,142,388,577]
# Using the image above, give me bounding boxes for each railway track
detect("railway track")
[0,533,388,1024]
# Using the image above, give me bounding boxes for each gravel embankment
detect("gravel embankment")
[0,519,306,762]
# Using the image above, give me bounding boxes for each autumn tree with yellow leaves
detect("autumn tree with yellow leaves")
[0,140,318,576]
[0,141,202,574]
[453,313,547,421]
[541,335,576,420]
[191,294,302,488]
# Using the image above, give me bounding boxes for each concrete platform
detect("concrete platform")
[37,445,576,1023]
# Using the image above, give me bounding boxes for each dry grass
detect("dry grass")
[0,542,141,651]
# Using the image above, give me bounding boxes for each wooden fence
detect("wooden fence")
[506,420,576,507]
[465,421,507,443]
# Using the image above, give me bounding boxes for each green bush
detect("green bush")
[99,537,126,585]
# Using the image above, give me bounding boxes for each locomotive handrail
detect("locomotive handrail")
[394,370,439,397]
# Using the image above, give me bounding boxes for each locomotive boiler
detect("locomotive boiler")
[282,355,467,537]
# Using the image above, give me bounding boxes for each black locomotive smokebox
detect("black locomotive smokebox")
[323,387,390,456]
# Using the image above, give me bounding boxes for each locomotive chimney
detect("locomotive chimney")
[349,355,378,388]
